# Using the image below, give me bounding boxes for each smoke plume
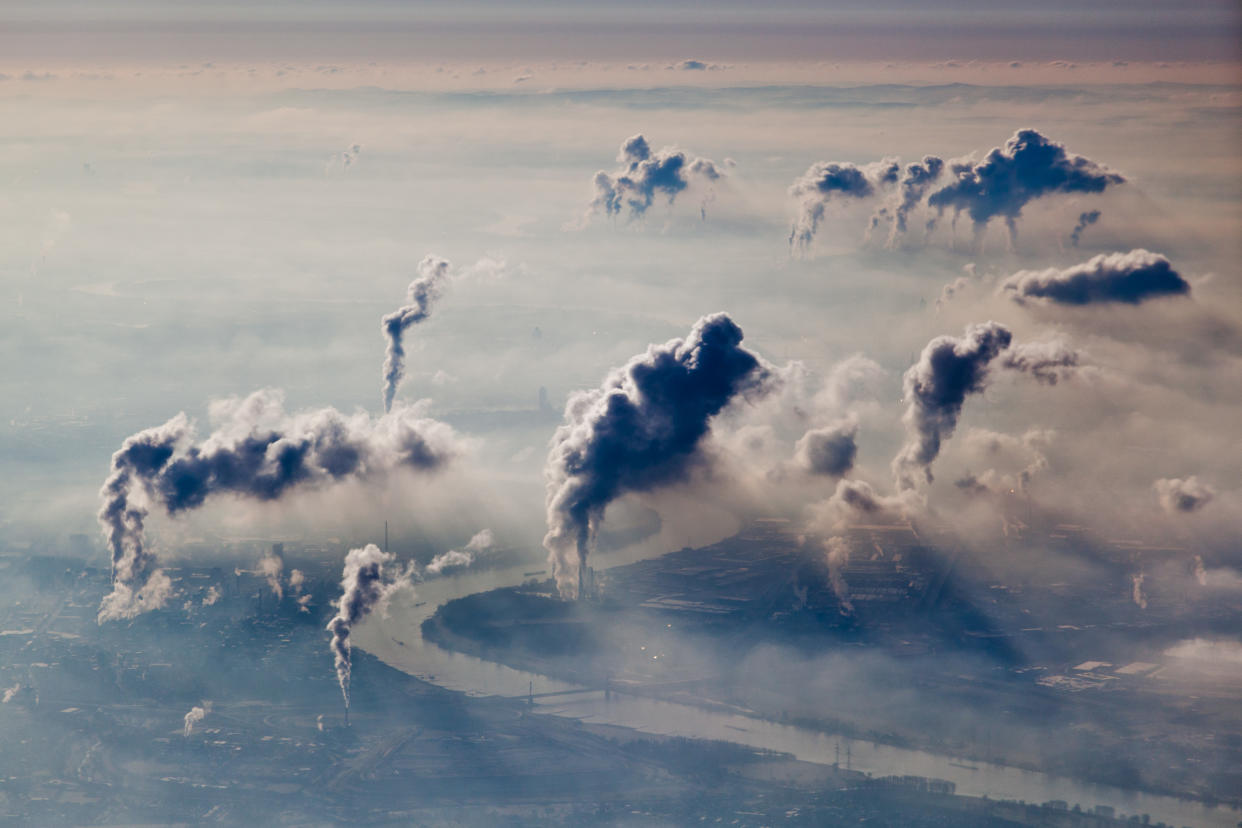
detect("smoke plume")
[256,550,285,600]
[97,389,456,622]
[544,313,770,597]
[426,528,494,575]
[1070,209,1101,246]
[1000,338,1082,385]
[96,414,191,621]
[589,134,725,221]
[1002,249,1190,306]
[893,321,1013,491]
[381,255,451,412]
[326,543,412,712]
[794,418,858,477]
[789,158,899,252]
[814,478,912,530]
[885,156,944,244]
[927,129,1124,244]
[824,536,854,614]
[183,702,211,738]
[1131,572,1148,609]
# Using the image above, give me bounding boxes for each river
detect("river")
[354,553,1239,828]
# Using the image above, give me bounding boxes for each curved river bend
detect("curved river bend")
[354,559,1238,828]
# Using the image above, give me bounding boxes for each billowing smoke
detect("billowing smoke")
[426,528,494,575]
[1002,249,1190,306]
[1131,572,1148,610]
[927,129,1124,243]
[326,543,412,712]
[381,255,451,412]
[97,389,456,622]
[819,478,911,528]
[794,418,858,477]
[885,155,944,243]
[2,684,20,704]
[1070,209,1101,246]
[824,536,854,614]
[97,414,191,621]
[201,585,221,606]
[544,313,770,597]
[589,134,725,221]
[789,158,899,252]
[1154,476,1215,514]
[1000,338,1082,385]
[183,702,211,738]
[893,322,1013,491]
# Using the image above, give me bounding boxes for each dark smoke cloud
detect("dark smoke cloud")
[885,155,944,243]
[789,158,899,252]
[589,134,726,221]
[1154,476,1216,514]
[794,419,858,477]
[544,313,771,597]
[97,390,456,622]
[1070,209,1101,246]
[326,544,411,712]
[893,321,1013,491]
[381,255,451,412]
[927,129,1124,243]
[1002,249,1190,306]
[1000,338,1082,385]
[97,414,192,622]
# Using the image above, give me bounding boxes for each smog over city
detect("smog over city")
[2,2,1241,826]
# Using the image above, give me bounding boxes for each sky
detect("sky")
[2,2,1241,596]
[3,1,1240,63]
